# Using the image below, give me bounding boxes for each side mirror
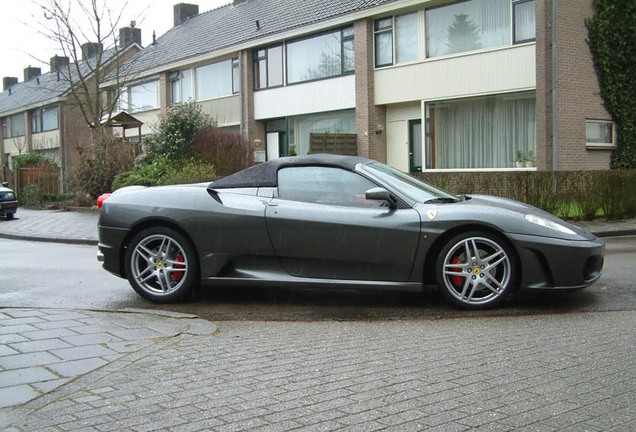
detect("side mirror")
[365,187,397,209]
[1,182,8,187]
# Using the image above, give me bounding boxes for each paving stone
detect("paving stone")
[0,385,41,408]
[60,333,123,347]
[47,358,109,378]
[0,351,63,370]
[0,366,59,387]
[8,338,73,353]
[21,327,80,341]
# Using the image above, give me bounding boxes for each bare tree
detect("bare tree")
[33,0,139,132]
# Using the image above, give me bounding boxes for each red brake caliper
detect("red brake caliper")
[172,254,185,282]
[450,256,462,287]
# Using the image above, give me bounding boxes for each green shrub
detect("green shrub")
[141,101,216,165]
[111,171,160,190]
[416,170,636,220]
[21,183,45,206]
[162,160,216,185]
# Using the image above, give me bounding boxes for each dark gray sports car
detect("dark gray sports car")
[97,154,604,309]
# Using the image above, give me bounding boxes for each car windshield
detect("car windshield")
[361,162,460,204]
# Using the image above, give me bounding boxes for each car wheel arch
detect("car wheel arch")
[120,218,200,279]
[423,224,521,286]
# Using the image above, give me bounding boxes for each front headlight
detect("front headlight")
[525,214,576,235]
[4,192,15,200]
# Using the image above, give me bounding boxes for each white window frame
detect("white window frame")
[585,119,616,149]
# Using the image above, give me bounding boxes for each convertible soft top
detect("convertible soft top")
[210,154,373,189]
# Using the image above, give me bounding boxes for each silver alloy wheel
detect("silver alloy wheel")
[441,236,511,306]
[130,234,189,296]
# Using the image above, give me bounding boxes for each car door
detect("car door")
[265,166,421,281]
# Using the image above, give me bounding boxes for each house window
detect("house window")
[3,113,25,138]
[120,81,159,113]
[171,69,192,104]
[32,106,58,133]
[286,27,355,84]
[426,0,512,58]
[426,92,536,169]
[232,58,240,94]
[374,13,418,67]
[586,120,615,148]
[513,0,536,44]
[196,59,236,100]
[254,45,283,90]
[288,110,356,156]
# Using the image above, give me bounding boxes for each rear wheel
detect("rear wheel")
[436,231,517,309]
[124,227,198,303]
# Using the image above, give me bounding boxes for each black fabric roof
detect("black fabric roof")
[210,154,373,189]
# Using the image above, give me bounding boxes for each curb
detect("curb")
[0,232,98,246]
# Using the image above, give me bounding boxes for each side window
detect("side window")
[278,167,382,207]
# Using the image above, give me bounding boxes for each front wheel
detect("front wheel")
[436,231,518,309]
[124,227,198,303]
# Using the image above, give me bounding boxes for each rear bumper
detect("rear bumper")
[509,233,605,290]
[97,225,130,278]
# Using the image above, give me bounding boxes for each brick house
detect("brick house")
[0,27,142,191]
[106,0,614,174]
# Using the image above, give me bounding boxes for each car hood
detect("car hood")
[0,186,15,193]
[417,194,595,241]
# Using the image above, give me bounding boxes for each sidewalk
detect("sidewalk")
[1,208,635,246]
[0,308,216,409]
[2,310,634,431]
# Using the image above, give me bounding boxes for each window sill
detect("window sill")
[421,167,537,173]
[586,144,616,150]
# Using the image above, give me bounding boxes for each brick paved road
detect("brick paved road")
[3,311,634,431]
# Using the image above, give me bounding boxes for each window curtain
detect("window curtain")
[514,1,536,42]
[431,94,535,169]
[426,0,511,58]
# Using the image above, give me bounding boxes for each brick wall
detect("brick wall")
[240,50,265,156]
[354,19,387,163]
[537,0,612,171]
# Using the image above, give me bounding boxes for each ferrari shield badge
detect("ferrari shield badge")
[427,210,438,220]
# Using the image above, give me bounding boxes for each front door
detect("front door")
[409,119,422,172]
[265,166,421,281]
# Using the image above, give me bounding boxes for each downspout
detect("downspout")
[552,0,558,177]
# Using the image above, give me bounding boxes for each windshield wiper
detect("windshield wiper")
[424,197,460,204]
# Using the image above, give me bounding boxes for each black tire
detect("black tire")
[436,231,518,309]
[124,226,198,303]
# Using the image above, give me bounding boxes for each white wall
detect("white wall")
[31,130,60,150]
[386,103,421,172]
[199,95,240,127]
[375,44,536,105]
[254,75,355,120]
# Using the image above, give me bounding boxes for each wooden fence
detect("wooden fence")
[309,133,357,156]
[17,164,59,196]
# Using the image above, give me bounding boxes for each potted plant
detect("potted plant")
[525,151,536,167]
[515,150,527,168]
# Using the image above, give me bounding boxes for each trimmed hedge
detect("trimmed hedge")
[415,170,636,220]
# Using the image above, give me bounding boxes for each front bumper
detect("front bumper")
[0,201,18,215]
[509,233,605,290]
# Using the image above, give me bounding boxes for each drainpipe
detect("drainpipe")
[552,0,558,181]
